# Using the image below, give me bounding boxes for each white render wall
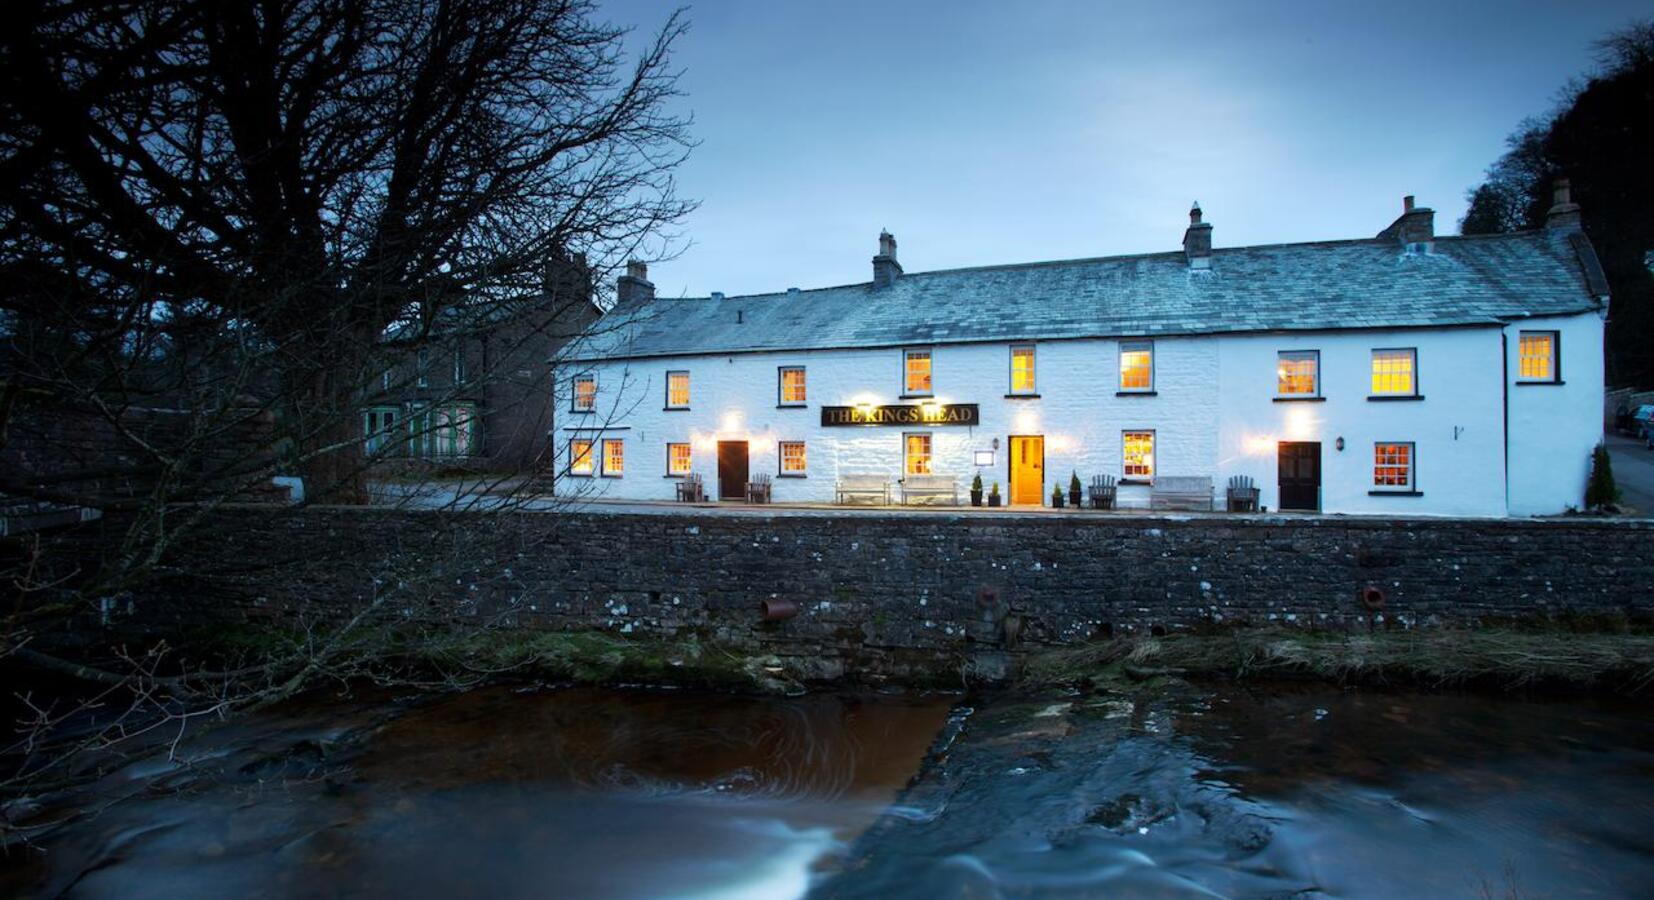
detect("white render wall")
[561,311,1603,517]
[1505,311,1606,516]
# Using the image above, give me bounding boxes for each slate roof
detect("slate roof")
[570,229,1606,362]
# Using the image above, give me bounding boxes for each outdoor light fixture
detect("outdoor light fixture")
[1336,436,1346,451]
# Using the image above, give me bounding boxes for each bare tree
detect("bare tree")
[0,0,695,834]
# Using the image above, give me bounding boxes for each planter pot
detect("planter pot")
[988,495,1001,508]
[1051,495,1064,509]
[1069,488,1082,507]
[970,490,983,507]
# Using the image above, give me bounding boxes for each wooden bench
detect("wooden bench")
[674,472,705,503]
[1089,474,1117,510]
[745,472,772,504]
[1150,475,1214,510]
[835,474,891,505]
[900,474,959,506]
[1226,475,1259,512]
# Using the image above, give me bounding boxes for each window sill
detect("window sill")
[601,473,624,479]
[663,474,687,479]
[663,407,691,412]
[777,473,807,479]
[1368,395,1424,402]
[776,403,807,409]
[1368,490,1423,497]
[1514,380,1565,386]
[568,472,593,478]
[1120,478,1152,486]
[898,394,934,400]
[1116,390,1157,397]
[569,409,596,415]
[1004,393,1041,399]
[1272,396,1326,403]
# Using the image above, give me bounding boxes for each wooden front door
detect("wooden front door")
[717,441,749,500]
[1009,435,1045,506]
[1277,441,1321,511]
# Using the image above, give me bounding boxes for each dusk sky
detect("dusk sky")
[599,0,1648,299]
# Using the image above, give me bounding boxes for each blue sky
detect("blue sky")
[600,0,1647,299]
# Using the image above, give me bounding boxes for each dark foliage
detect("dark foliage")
[1585,443,1621,510]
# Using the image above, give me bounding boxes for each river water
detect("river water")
[3,683,1651,898]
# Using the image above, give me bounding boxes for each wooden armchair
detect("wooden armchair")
[1227,475,1259,512]
[1089,474,1117,509]
[745,472,773,504]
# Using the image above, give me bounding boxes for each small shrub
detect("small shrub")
[1585,443,1621,510]
[972,473,983,492]
[1070,471,1082,493]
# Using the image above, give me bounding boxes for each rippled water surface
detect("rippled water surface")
[4,683,1651,899]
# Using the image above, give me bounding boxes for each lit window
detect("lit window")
[1123,430,1155,479]
[362,406,401,456]
[665,371,690,409]
[1277,350,1319,396]
[1518,331,1557,382]
[569,439,594,475]
[602,439,625,476]
[572,375,596,412]
[904,433,932,476]
[1373,442,1414,489]
[780,441,807,475]
[904,349,932,395]
[1010,345,1036,394]
[1371,349,1416,396]
[667,442,691,476]
[779,367,807,405]
[1119,342,1153,391]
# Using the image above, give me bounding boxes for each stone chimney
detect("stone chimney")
[1183,202,1213,269]
[1377,195,1434,247]
[872,230,902,288]
[616,260,654,305]
[1545,178,1582,232]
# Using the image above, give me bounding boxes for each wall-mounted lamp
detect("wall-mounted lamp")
[1335,436,1345,452]
[991,437,1000,450]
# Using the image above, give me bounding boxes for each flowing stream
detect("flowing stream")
[3,683,1651,898]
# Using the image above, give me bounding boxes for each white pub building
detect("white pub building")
[561,186,1607,517]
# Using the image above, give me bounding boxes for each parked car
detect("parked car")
[1634,405,1654,442]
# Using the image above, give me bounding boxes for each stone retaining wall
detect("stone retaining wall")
[130,508,1653,683]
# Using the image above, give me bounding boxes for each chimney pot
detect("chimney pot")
[710,291,724,301]
[1403,195,1415,213]
[873,230,903,288]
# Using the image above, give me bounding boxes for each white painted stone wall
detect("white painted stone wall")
[1505,311,1605,515]
[561,310,1603,517]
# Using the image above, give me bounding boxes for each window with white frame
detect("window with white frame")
[1123,430,1155,479]
[453,348,466,385]
[1276,350,1319,396]
[572,375,596,412]
[780,441,807,475]
[602,438,625,476]
[1373,442,1414,489]
[416,346,430,388]
[1119,341,1153,392]
[569,438,594,475]
[362,406,401,457]
[1518,331,1558,382]
[1370,348,1417,396]
[904,349,932,396]
[665,371,690,409]
[409,404,475,457]
[779,367,807,405]
[904,433,932,475]
[1009,344,1036,394]
[667,442,691,476]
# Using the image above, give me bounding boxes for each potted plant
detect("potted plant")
[1069,471,1083,508]
[971,473,984,507]
[988,482,1001,507]
[1050,483,1064,508]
